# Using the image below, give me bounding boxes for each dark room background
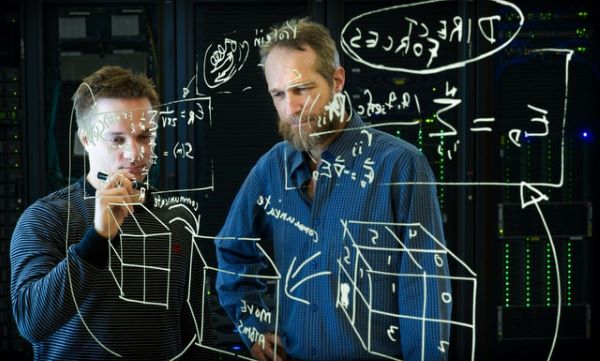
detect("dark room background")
[0,1,597,360]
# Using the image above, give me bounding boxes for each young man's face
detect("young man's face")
[264,45,344,152]
[80,97,156,185]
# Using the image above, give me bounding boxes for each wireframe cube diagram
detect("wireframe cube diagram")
[190,235,281,360]
[337,219,477,361]
[107,203,172,308]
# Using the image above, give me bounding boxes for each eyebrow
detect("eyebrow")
[270,81,316,94]
[286,81,315,90]
[103,130,152,138]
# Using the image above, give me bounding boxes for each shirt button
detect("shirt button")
[311,260,318,269]
[313,218,320,226]
[310,304,318,313]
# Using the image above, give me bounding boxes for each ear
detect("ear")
[333,66,345,93]
[77,129,91,151]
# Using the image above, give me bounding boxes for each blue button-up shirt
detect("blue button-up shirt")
[216,113,451,361]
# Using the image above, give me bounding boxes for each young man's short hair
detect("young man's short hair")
[72,65,159,129]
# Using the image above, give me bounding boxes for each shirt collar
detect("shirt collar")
[321,111,365,162]
[79,176,96,197]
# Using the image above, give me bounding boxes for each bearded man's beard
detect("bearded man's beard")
[278,113,339,152]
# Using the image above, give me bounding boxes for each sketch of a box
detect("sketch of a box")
[107,203,172,308]
[191,235,281,359]
[337,220,477,361]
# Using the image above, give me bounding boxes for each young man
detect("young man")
[215,18,452,361]
[10,66,213,360]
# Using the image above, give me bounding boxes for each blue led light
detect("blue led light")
[582,131,589,138]
[231,345,242,351]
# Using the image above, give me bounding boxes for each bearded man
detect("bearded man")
[215,17,451,361]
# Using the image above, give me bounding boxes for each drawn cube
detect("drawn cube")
[337,220,476,361]
[190,235,281,358]
[107,203,172,308]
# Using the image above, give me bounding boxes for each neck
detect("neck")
[86,171,102,190]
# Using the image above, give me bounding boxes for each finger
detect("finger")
[119,171,144,190]
[103,172,137,193]
[272,337,287,361]
[262,334,286,361]
[274,347,288,361]
[115,199,134,215]
[100,187,136,201]
[114,174,134,193]
[101,196,137,216]
[258,337,277,361]
[263,345,276,361]
[250,343,268,361]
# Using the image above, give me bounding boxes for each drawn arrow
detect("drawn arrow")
[519,181,549,209]
[519,181,560,361]
[284,251,331,305]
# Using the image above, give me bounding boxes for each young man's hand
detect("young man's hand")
[94,172,141,239]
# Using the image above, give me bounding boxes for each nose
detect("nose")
[285,92,305,118]
[122,139,143,163]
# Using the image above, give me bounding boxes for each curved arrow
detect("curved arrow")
[520,182,560,361]
[284,252,331,305]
